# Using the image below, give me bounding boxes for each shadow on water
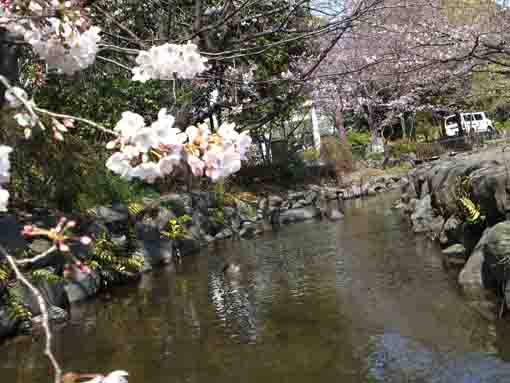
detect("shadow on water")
[4,192,510,382]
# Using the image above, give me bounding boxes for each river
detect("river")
[3,192,510,382]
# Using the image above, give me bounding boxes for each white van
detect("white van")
[444,112,494,137]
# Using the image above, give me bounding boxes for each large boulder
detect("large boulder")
[410,195,444,236]
[470,164,510,225]
[0,215,27,254]
[439,215,463,247]
[458,222,510,316]
[64,268,101,303]
[279,206,321,224]
[157,193,193,215]
[87,204,130,234]
[0,306,19,338]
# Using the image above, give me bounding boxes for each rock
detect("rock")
[279,207,321,224]
[215,228,233,240]
[176,225,202,255]
[439,216,463,247]
[304,191,317,205]
[32,305,69,325]
[240,224,257,239]
[458,235,487,301]
[88,204,129,233]
[28,238,53,254]
[410,195,444,236]
[0,215,27,254]
[442,244,467,266]
[268,195,284,207]
[401,152,417,166]
[135,219,161,242]
[135,237,173,271]
[64,268,101,303]
[154,208,176,230]
[0,306,19,338]
[190,191,217,211]
[326,208,344,221]
[11,272,69,316]
[483,221,510,290]
[458,224,509,303]
[368,182,386,196]
[158,193,193,215]
[288,191,305,201]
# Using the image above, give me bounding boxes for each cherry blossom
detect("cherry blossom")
[132,42,208,82]
[0,145,12,212]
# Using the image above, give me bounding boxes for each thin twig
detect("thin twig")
[0,75,45,131]
[15,245,57,266]
[33,107,118,136]
[0,245,62,383]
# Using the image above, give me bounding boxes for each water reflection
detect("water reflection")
[368,332,510,383]
[2,193,510,383]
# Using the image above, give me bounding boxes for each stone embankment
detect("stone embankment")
[395,147,510,319]
[0,174,406,340]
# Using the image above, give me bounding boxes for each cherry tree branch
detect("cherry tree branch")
[0,245,62,383]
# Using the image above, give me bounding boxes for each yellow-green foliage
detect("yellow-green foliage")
[459,197,484,223]
[90,234,144,286]
[7,295,32,321]
[31,269,63,284]
[128,202,145,217]
[452,176,486,224]
[301,148,320,162]
[0,263,9,284]
[161,215,192,240]
[211,208,226,225]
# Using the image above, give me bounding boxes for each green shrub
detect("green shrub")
[365,152,384,161]
[301,148,320,161]
[389,139,417,157]
[347,131,372,147]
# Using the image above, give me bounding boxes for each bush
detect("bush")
[389,139,417,157]
[301,148,320,162]
[416,142,446,159]
[366,152,384,161]
[347,130,372,147]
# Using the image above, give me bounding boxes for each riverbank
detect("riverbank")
[0,171,409,341]
[395,145,510,319]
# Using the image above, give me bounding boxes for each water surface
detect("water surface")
[3,193,510,383]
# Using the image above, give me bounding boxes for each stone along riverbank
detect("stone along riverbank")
[0,174,407,341]
[395,147,510,319]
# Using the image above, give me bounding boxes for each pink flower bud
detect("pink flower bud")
[65,220,76,229]
[21,225,34,237]
[58,242,70,252]
[63,119,75,129]
[80,236,92,245]
[54,131,64,141]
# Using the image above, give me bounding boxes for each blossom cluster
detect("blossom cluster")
[132,42,208,82]
[5,85,75,140]
[1,1,101,75]
[22,216,92,252]
[0,145,12,212]
[106,109,251,182]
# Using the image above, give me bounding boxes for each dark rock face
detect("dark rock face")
[0,307,18,338]
[410,194,444,236]
[397,152,510,311]
[279,207,321,224]
[0,215,27,255]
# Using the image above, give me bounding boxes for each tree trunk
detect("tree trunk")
[335,105,346,141]
[400,114,407,139]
